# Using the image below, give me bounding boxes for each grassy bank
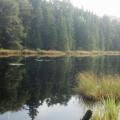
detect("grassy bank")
[1,50,120,57]
[0,49,66,57]
[66,50,120,57]
[74,72,120,101]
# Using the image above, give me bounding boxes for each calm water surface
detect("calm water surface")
[0,56,120,120]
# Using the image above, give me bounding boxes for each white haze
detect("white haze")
[70,0,120,17]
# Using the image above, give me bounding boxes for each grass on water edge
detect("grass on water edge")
[1,49,120,57]
[0,49,66,57]
[75,72,120,120]
[91,97,120,120]
[74,72,120,100]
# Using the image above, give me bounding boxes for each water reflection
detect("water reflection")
[0,56,120,120]
[0,96,87,120]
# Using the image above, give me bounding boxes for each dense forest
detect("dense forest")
[0,0,120,51]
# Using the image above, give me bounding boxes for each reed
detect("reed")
[0,49,65,57]
[74,72,120,100]
[91,97,120,120]
[0,49,120,57]
[65,50,120,56]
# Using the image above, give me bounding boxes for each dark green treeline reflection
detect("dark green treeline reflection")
[0,56,120,120]
[25,57,73,120]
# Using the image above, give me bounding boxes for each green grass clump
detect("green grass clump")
[74,72,120,100]
[75,72,120,120]
[92,97,120,120]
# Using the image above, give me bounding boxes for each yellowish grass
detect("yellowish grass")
[0,50,120,57]
[0,49,65,57]
[75,72,120,120]
[74,72,120,100]
[66,50,120,56]
[37,50,65,56]
[91,97,120,120]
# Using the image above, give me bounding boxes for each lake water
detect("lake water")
[0,56,120,120]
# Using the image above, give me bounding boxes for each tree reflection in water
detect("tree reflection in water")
[0,56,120,120]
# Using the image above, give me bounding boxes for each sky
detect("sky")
[70,0,120,17]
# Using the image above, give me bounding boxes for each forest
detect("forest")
[1,0,120,51]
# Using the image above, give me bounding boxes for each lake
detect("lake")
[0,56,120,120]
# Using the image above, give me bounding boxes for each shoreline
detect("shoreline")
[0,49,120,57]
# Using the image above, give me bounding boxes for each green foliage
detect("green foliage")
[92,97,120,120]
[0,0,25,49]
[0,0,120,50]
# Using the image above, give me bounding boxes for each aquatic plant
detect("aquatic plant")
[91,97,120,120]
[74,72,120,100]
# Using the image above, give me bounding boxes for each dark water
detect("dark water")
[0,56,120,120]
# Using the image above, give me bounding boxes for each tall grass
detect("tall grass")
[92,97,120,120]
[74,72,120,100]
[75,72,120,120]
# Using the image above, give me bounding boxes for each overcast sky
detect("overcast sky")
[70,0,120,17]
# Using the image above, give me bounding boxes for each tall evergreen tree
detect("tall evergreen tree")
[0,0,25,49]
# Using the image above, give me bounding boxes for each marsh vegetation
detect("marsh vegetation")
[75,72,120,100]
[75,72,120,120]
[1,50,120,58]
[91,98,120,120]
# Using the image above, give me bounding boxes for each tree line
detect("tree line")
[0,0,120,51]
